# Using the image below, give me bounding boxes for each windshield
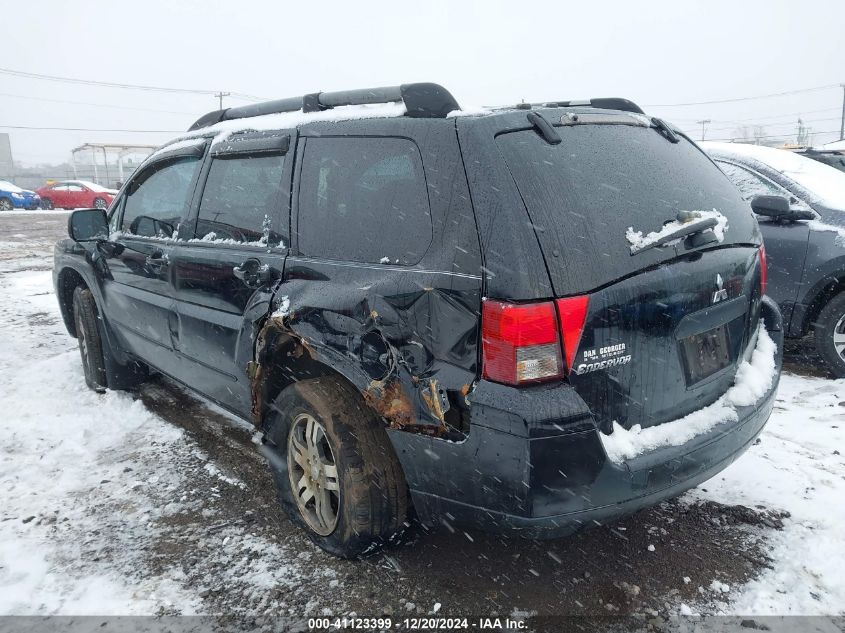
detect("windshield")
[0,181,23,193]
[497,124,758,294]
[74,180,114,192]
[703,142,845,210]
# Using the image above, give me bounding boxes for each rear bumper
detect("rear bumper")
[389,298,784,538]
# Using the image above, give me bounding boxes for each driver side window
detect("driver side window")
[121,157,201,238]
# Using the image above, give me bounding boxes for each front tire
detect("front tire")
[264,376,410,558]
[93,197,107,209]
[41,198,53,210]
[814,291,845,377]
[72,286,107,392]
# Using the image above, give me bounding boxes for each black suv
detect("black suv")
[54,83,783,557]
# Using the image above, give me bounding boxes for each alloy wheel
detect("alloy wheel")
[287,413,340,536]
[833,313,845,359]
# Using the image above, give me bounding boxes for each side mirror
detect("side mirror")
[68,208,109,242]
[750,195,789,217]
[750,195,815,222]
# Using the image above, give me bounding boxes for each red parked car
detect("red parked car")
[36,180,118,210]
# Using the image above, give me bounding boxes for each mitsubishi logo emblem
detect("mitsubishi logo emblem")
[713,273,728,304]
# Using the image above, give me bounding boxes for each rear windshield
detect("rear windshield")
[497,124,757,295]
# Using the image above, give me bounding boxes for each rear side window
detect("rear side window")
[715,160,785,200]
[122,157,201,238]
[297,137,431,264]
[194,154,286,246]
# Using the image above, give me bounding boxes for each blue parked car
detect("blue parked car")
[0,180,41,210]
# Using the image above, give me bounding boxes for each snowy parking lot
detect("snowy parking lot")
[1,211,844,625]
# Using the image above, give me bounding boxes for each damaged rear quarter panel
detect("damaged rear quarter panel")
[253,117,483,436]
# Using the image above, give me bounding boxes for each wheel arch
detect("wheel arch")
[250,324,374,433]
[797,274,845,336]
[56,267,90,337]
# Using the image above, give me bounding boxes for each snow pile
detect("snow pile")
[702,141,845,210]
[626,209,729,254]
[692,373,845,614]
[601,324,776,462]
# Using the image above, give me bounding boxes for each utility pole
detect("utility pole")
[696,119,711,141]
[840,84,844,141]
[215,91,231,110]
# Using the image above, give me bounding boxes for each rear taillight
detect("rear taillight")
[758,245,767,296]
[481,300,562,384]
[481,295,590,385]
[556,296,590,370]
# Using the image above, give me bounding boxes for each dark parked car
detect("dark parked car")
[54,83,782,557]
[796,147,845,174]
[703,141,845,376]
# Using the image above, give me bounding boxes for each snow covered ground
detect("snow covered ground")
[0,212,843,624]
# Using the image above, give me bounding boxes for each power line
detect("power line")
[0,125,180,133]
[0,66,266,102]
[645,83,841,107]
[669,107,842,125]
[706,129,842,142]
[686,115,845,135]
[0,92,196,116]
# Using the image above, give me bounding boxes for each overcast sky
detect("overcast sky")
[2,0,844,167]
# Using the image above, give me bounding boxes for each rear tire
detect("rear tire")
[0,198,12,211]
[41,198,53,210]
[72,286,108,392]
[264,376,410,558]
[814,291,845,378]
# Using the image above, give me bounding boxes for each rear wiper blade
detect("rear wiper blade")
[526,112,561,145]
[651,117,680,143]
[628,212,719,255]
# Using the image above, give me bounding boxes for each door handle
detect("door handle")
[144,250,169,275]
[233,258,272,288]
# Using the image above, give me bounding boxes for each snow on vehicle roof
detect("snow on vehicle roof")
[702,141,845,210]
[69,180,117,193]
[146,137,208,162]
[0,180,24,193]
[823,139,845,151]
[168,102,408,149]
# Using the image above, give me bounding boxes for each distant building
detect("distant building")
[0,134,12,181]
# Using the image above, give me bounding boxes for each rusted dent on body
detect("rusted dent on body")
[250,315,302,428]
[364,375,449,436]
[419,378,447,423]
[250,311,451,437]
[363,379,415,428]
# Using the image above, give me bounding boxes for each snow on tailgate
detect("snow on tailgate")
[601,324,777,462]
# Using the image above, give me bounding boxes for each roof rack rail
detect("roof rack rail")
[534,97,645,115]
[187,82,460,131]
